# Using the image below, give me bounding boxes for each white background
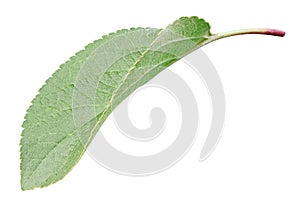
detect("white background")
[0,0,299,203]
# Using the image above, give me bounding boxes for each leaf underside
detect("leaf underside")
[20,16,211,190]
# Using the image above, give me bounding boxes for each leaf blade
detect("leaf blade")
[20,17,211,190]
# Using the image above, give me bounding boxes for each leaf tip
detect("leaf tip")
[20,170,33,191]
[20,177,30,191]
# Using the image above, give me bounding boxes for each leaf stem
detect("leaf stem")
[200,28,285,47]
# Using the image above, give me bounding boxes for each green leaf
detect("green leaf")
[20,16,285,190]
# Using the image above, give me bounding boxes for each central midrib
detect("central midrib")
[88,28,166,144]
